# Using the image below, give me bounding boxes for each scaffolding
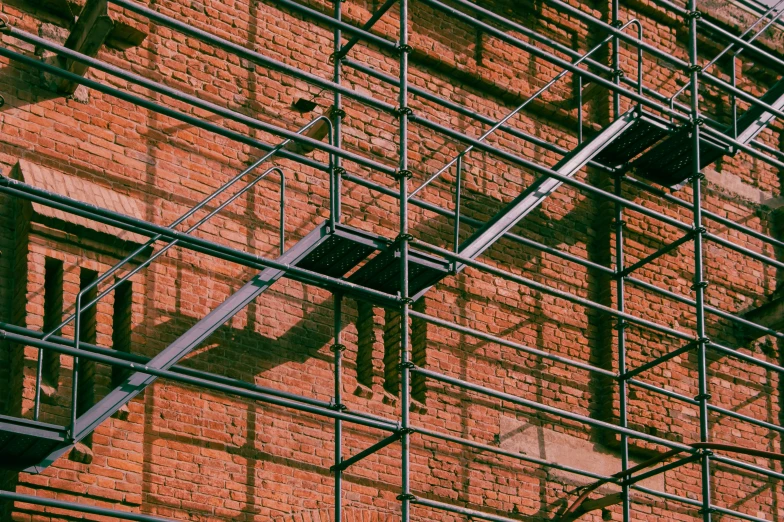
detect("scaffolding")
[0,0,783,520]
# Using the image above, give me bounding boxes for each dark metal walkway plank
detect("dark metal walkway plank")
[0,416,67,472]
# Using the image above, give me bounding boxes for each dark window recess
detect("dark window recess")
[411,300,427,404]
[42,258,64,391]
[356,301,376,389]
[383,309,401,396]
[77,269,98,448]
[111,280,133,387]
[383,302,428,402]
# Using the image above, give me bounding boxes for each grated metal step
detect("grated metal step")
[593,114,670,168]
[296,227,377,279]
[0,415,67,472]
[632,77,784,188]
[632,126,727,187]
[348,247,451,298]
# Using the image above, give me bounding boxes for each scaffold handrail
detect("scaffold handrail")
[408,18,643,201]
[28,113,328,424]
[668,0,784,106]
[0,176,401,306]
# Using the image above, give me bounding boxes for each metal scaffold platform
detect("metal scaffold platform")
[0,0,783,520]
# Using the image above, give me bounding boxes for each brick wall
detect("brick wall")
[0,0,782,520]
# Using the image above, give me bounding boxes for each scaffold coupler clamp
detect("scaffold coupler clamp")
[399,297,415,307]
[394,106,414,119]
[394,168,413,180]
[399,360,416,371]
[333,166,348,179]
[396,43,413,55]
[688,171,706,182]
[396,493,416,501]
[329,397,348,411]
[691,278,709,291]
[697,446,714,457]
[395,232,415,244]
[686,9,701,19]
[331,343,347,353]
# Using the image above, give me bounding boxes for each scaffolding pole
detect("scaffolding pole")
[398,1,413,520]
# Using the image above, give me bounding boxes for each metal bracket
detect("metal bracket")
[612,69,625,79]
[394,106,414,118]
[394,169,413,180]
[399,360,416,371]
[333,166,347,179]
[691,280,709,290]
[614,319,630,331]
[694,392,712,401]
[611,20,624,28]
[396,43,413,55]
[396,493,416,501]
[329,398,348,411]
[331,108,347,119]
[696,336,711,345]
[687,9,701,19]
[689,115,705,126]
[395,233,415,243]
[331,343,347,352]
[688,64,702,73]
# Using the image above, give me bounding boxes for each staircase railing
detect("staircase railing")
[668,0,784,138]
[407,20,644,254]
[32,114,334,438]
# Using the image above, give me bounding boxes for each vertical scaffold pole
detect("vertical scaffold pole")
[615,176,631,522]
[612,0,621,118]
[333,294,344,521]
[687,2,712,521]
[611,2,629,520]
[398,0,412,519]
[332,3,344,519]
[331,0,343,230]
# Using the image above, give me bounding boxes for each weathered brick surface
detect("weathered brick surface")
[0,0,782,520]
